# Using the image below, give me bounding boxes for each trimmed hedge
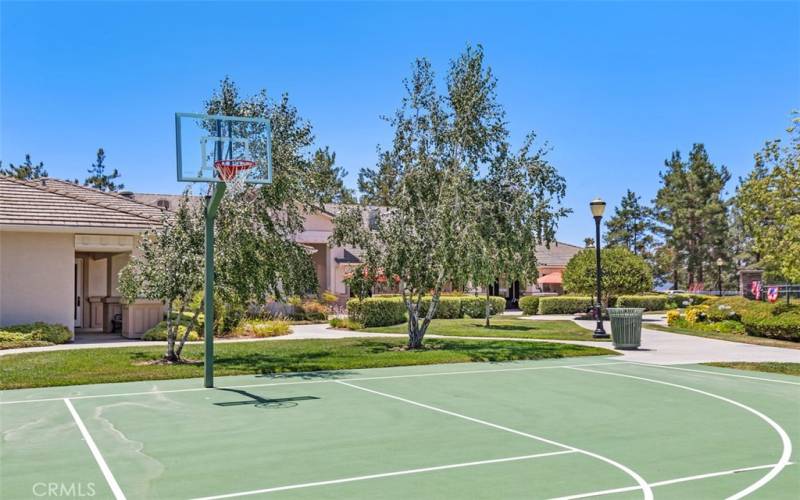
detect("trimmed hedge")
[0,322,72,344]
[489,296,506,315]
[419,297,462,319]
[666,293,711,308]
[347,297,407,327]
[347,295,505,326]
[615,295,667,311]
[519,296,539,315]
[538,296,593,315]
[741,305,800,341]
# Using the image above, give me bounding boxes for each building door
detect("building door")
[74,259,83,328]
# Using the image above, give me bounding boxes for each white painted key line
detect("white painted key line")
[64,399,126,500]
[191,450,578,500]
[336,380,655,500]
[568,367,793,500]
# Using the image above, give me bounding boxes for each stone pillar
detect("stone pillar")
[738,269,764,299]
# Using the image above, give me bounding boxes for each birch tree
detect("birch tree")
[335,46,568,346]
[472,135,569,326]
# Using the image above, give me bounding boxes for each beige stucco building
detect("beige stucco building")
[0,177,583,340]
[0,177,165,338]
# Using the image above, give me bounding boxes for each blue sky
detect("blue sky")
[2,1,798,244]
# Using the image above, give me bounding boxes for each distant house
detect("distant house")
[0,177,166,337]
[484,242,583,308]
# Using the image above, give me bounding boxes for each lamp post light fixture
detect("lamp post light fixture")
[716,257,724,297]
[590,198,609,338]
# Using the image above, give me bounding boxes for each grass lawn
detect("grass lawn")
[0,337,614,390]
[703,362,800,377]
[360,318,606,341]
[646,323,800,350]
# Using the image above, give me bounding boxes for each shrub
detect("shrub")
[235,320,292,338]
[1,323,72,344]
[329,317,364,330]
[519,296,539,315]
[489,296,506,315]
[705,297,754,322]
[301,301,330,321]
[460,297,486,318]
[615,295,667,311]
[666,294,711,308]
[459,296,504,318]
[666,310,681,326]
[684,305,709,324]
[741,307,800,341]
[538,296,593,315]
[142,321,201,341]
[562,247,653,303]
[420,296,463,319]
[321,291,339,305]
[347,297,407,327]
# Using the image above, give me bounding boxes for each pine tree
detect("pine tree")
[0,154,48,179]
[654,144,730,289]
[604,190,656,257]
[309,147,356,204]
[84,148,124,192]
[357,149,400,206]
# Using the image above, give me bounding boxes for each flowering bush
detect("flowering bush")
[666,310,681,326]
[684,305,709,324]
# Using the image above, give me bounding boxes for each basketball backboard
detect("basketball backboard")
[175,112,272,184]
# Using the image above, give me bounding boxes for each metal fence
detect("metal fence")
[754,284,800,303]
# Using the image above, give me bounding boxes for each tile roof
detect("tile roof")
[534,242,583,267]
[0,176,165,229]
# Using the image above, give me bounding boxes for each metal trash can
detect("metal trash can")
[607,308,645,350]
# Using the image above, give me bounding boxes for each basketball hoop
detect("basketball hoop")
[214,159,256,181]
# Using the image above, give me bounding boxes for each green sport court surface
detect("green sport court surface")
[1,356,798,499]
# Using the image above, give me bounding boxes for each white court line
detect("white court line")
[568,367,793,500]
[191,450,576,500]
[622,361,800,386]
[336,380,654,500]
[549,462,795,500]
[64,399,126,500]
[0,361,623,405]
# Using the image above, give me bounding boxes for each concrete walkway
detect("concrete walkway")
[1,314,798,365]
[518,314,799,365]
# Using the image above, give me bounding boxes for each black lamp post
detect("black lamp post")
[716,257,724,297]
[590,198,609,338]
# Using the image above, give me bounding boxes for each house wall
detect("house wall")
[0,231,75,331]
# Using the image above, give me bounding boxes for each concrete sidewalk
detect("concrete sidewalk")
[517,314,799,365]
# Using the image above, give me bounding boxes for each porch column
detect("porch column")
[103,256,113,332]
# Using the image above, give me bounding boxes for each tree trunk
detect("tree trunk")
[404,289,440,349]
[165,300,180,361]
[175,300,204,358]
[484,288,491,328]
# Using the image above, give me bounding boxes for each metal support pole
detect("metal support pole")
[718,265,722,297]
[203,183,226,388]
[593,216,608,338]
